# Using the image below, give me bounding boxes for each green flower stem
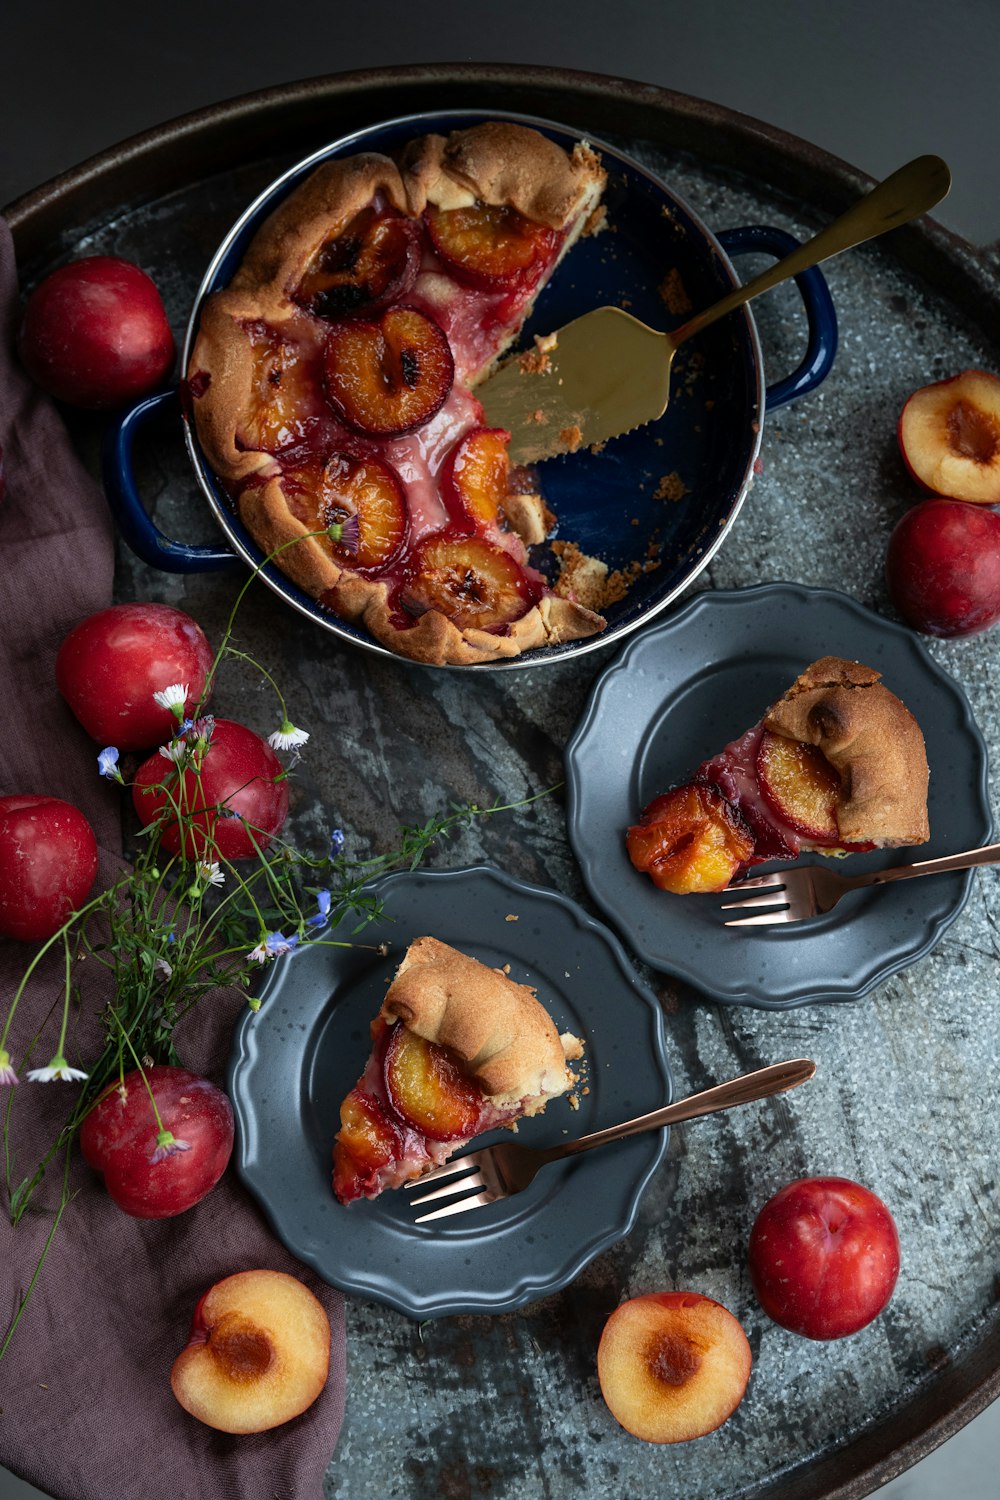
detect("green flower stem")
[0,883,124,1055]
[107,1006,170,1137]
[0,1147,75,1360]
[197,528,334,711]
[223,648,290,724]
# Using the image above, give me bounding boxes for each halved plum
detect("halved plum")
[427,203,560,289]
[383,1023,487,1141]
[440,425,511,531]
[626,784,755,895]
[898,369,1000,503]
[294,209,420,319]
[399,533,534,633]
[756,731,840,843]
[322,306,454,436]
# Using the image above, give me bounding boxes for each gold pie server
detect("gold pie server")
[479,154,951,464]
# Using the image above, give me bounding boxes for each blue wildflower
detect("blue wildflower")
[97,746,122,782]
[308,889,332,928]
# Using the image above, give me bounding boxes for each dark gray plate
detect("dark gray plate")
[227,865,671,1318]
[565,582,992,1008]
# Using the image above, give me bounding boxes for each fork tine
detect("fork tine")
[403,1154,482,1189]
[719,890,790,910]
[408,1169,487,1206]
[723,871,789,892]
[724,906,796,927]
[414,1188,497,1223]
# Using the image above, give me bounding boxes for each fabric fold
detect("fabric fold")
[0,219,346,1500]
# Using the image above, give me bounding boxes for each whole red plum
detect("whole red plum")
[80,1065,234,1218]
[748,1175,900,1340]
[18,256,175,409]
[132,718,288,860]
[57,602,214,751]
[886,498,1000,637]
[0,795,98,942]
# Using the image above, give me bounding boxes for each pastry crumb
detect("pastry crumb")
[659,267,692,316]
[517,330,558,376]
[504,913,519,922]
[560,1031,585,1062]
[653,471,689,502]
[559,424,584,452]
[582,202,607,237]
[551,541,610,610]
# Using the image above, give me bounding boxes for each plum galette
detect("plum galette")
[187,122,608,665]
[626,656,930,894]
[332,936,583,1204]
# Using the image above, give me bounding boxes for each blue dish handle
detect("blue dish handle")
[101,387,243,573]
[716,226,837,411]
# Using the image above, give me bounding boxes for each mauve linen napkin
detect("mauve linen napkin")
[0,220,346,1499]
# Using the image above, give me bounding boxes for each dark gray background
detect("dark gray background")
[3,2,999,1496]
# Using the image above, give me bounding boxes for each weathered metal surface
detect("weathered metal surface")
[9,69,999,1500]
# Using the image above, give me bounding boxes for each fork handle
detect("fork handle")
[535,1058,816,1164]
[848,841,1000,888]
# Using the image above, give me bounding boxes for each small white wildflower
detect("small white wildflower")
[197,860,225,888]
[248,938,270,964]
[0,1048,18,1087]
[158,739,189,764]
[268,720,309,751]
[26,1054,88,1084]
[152,683,189,713]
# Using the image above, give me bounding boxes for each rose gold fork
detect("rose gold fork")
[720,842,1000,926]
[405,1058,815,1222]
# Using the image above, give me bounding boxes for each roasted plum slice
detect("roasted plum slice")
[322,306,453,436]
[241,320,320,451]
[756,732,840,843]
[426,203,560,289]
[626,784,755,895]
[332,1089,405,1203]
[383,1023,487,1142]
[294,208,420,318]
[440,425,511,531]
[284,450,408,573]
[400,533,534,633]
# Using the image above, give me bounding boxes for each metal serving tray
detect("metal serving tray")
[7,64,999,1500]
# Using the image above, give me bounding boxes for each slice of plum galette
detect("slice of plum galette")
[187,122,609,666]
[626,656,930,895]
[332,936,583,1205]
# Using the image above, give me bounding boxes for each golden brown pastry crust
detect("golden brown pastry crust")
[400,127,604,227]
[188,122,607,667]
[379,936,581,1105]
[763,656,930,846]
